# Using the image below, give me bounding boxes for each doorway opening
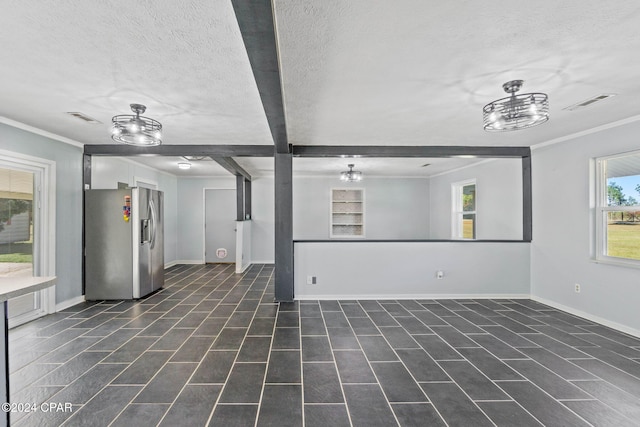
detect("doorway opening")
[204,189,236,264]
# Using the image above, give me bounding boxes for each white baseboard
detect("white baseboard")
[169,260,204,265]
[165,259,206,268]
[531,296,640,339]
[8,308,48,329]
[295,293,531,301]
[168,260,268,269]
[236,263,251,274]
[56,295,85,311]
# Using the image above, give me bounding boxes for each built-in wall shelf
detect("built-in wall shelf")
[331,188,364,238]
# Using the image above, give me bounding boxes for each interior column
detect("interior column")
[274,151,293,301]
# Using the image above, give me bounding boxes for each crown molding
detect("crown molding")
[531,114,640,151]
[0,117,85,148]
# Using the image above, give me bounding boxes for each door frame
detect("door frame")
[202,187,235,263]
[133,176,158,189]
[0,149,56,326]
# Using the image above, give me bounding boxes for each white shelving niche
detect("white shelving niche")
[330,188,365,238]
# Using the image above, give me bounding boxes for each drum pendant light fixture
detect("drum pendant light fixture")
[483,80,549,131]
[111,104,163,146]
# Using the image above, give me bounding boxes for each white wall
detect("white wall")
[251,177,275,263]
[176,177,235,262]
[531,120,640,336]
[295,241,530,299]
[91,157,179,265]
[294,177,430,240]
[236,220,252,272]
[0,123,83,304]
[161,176,275,265]
[429,159,523,240]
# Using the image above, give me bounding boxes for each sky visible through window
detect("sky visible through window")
[607,175,640,204]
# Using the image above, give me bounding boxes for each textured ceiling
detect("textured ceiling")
[122,156,232,178]
[2,1,640,177]
[132,155,490,178]
[291,157,488,178]
[0,0,272,146]
[274,0,640,147]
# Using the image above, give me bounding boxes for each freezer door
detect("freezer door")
[85,189,134,300]
[133,188,164,298]
[150,190,164,292]
[134,188,152,298]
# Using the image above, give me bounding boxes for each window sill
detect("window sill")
[295,239,529,243]
[591,257,640,270]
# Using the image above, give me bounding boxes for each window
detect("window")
[595,150,640,266]
[0,149,56,327]
[0,168,33,276]
[452,180,476,239]
[331,188,364,238]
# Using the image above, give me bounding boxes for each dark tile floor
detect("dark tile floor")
[8,263,640,426]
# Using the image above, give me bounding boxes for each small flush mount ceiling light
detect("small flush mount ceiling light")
[111,104,162,146]
[178,162,192,170]
[340,164,363,182]
[483,80,549,132]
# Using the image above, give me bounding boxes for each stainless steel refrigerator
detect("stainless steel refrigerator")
[84,188,164,299]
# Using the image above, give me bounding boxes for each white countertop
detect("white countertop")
[0,276,56,302]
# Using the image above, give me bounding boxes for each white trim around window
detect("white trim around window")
[451,179,477,240]
[0,149,56,324]
[594,150,640,268]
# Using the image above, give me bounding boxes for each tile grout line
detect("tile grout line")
[346,302,402,424]
[367,300,446,426]
[15,298,147,426]
[250,265,275,427]
[463,299,601,427]
[317,302,354,427]
[105,263,235,426]
[11,266,640,427]
[97,264,220,426]
[403,300,529,427]
[297,298,305,427]
[136,264,239,427]
[200,264,269,427]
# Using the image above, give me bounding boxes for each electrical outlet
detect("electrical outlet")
[436,270,444,280]
[575,283,581,293]
[307,276,317,285]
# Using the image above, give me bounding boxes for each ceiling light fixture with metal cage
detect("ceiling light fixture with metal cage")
[111,104,163,146]
[340,164,363,182]
[483,80,549,132]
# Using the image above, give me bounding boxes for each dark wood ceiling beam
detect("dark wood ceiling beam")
[292,145,531,158]
[83,144,274,157]
[84,144,531,158]
[231,0,289,154]
[211,156,252,181]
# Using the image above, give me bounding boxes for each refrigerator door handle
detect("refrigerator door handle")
[149,198,157,249]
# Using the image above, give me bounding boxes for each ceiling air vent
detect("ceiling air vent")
[66,112,102,124]
[563,94,616,111]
